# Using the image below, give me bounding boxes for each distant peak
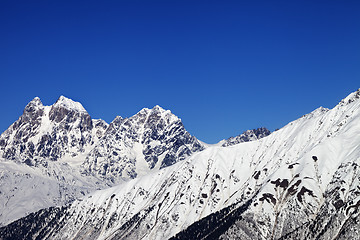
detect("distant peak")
[53,95,87,113]
[29,96,42,104]
[113,116,123,122]
[25,97,43,110]
[56,95,73,103]
[151,105,166,112]
[137,105,168,115]
[339,88,360,106]
[221,127,271,147]
[134,105,179,124]
[150,105,177,119]
[32,96,41,102]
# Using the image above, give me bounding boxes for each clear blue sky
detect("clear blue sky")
[1,0,359,143]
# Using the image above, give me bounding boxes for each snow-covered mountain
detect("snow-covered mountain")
[0,96,109,226]
[1,89,359,240]
[0,96,108,164]
[0,97,205,226]
[81,105,204,183]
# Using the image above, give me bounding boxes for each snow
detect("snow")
[53,95,87,113]
[198,139,225,147]
[1,89,360,239]
[24,88,360,240]
[133,142,150,175]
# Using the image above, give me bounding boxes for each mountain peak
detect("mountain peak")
[152,105,165,111]
[339,88,360,106]
[53,96,87,113]
[26,96,43,107]
[222,127,271,147]
[23,97,44,115]
[32,96,41,103]
[137,105,172,117]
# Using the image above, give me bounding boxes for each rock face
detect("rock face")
[1,89,359,240]
[82,105,204,182]
[221,127,271,147]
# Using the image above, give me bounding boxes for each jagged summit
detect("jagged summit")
[137,105,173,116]
[21,97,45,122]
[24,97,43,112]
[133,105,180,127]
[339,88,360,106]
[52,95,87,113]
[151,105,169,113]
[137,105,170,113]
[222,127,271,147]
[0,95,100,164]
[28,96,42,105]
[82,104,203,182]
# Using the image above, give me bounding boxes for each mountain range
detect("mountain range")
[0,96,269,228]
[0,89,359,240]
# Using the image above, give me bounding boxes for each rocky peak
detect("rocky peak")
[52,96,87,113]
[146,106,179,129]
[104,116,123,136]
[24,97,43,111]
[149,105,169,115]
[0,98,45,159]
[93,119,108,129]
[49,96,92,132]
[222,127,271,147]
[339,88,360,106]
[20,97,45,123]
[131,105,179,129]
[0,96,99,163]
[82,105,204,182]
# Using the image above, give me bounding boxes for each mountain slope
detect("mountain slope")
[1,89,359,239]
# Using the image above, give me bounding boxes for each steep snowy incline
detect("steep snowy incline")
[0,159,105,228]
[81,105,205,182]
[174,90,360,240]
[2,89,358,240]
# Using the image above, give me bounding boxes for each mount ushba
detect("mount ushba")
[0,96,268,227]
[1,89,360,240]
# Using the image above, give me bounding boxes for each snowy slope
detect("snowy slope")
[0,159,105,228]
[2,89,359,239]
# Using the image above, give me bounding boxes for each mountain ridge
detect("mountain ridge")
[0,96,270,226]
